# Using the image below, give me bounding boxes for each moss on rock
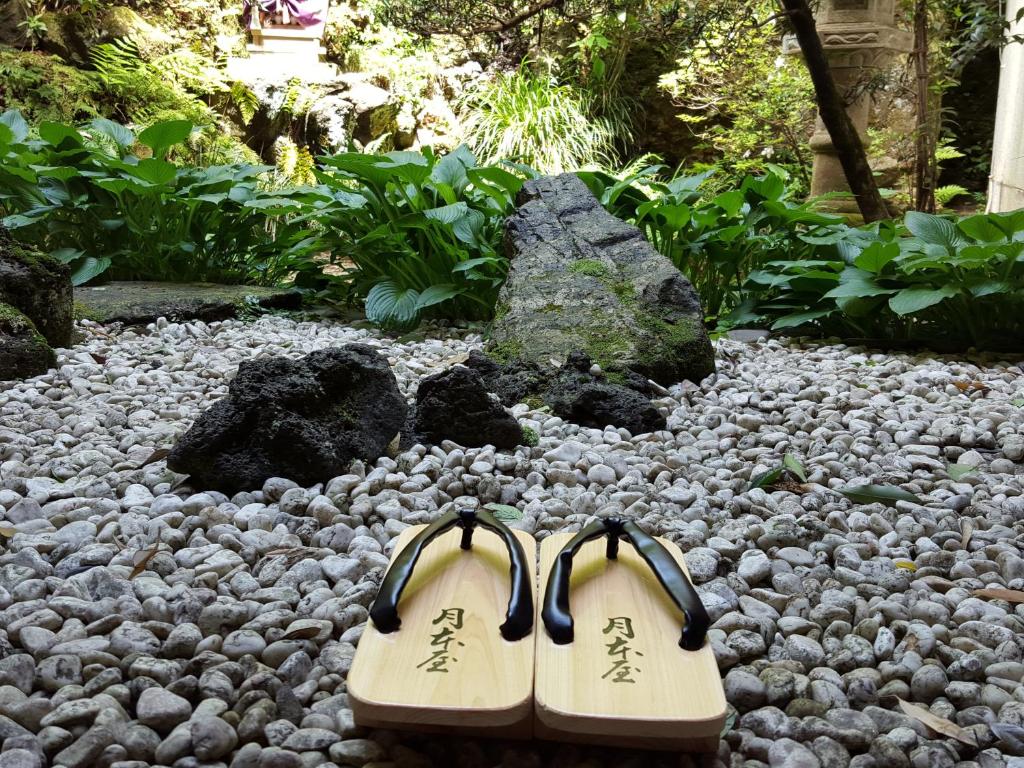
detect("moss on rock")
[0,302,56,380]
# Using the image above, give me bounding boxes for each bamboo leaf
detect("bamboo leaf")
[749,466,784,490]
[783,453,807,483]
[973,588,1024,604]
[139,448,171,468]
[840,484,923,507]
[129,544,161,579]
[896,698,977,746]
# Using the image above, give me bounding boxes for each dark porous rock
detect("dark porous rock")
[542,352,666,434]
[0,227,73,347]
[167,345,407,494]
[413,365,523,449]
[0,303,56,382]
[489,173,715,386]
[464,350,666,434]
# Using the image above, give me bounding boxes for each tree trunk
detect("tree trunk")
[913,0,936,212]
[780,0,890,222]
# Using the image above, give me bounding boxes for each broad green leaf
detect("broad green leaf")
[39,122,82,148]
[0,110,29,143]
[853,241,899,273]
[947,464,974,481]
[957,214,1005,243]
[784,453,807,482]
[138,120,193,159]
[0,123,13,147]
[415,284,460,309]
[905,211,962,249]
[823,268,898,299]
[365,280,420,331]
[424,202,470,225]
[70,256,112,286]
[840,484,923,507]
[713,189,744,218]
[127,158,178,186]
[89,118,135,149]
[484,503,523,521]
[888,285,957,316]
[51,247,84,264]
[749,466,783,490]
[771,308,834,330]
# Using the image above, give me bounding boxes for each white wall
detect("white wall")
[989,0,1024,213]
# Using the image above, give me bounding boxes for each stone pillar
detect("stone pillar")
[784,0,912,213]
[988,0,1024,213]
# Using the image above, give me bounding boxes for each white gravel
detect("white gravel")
[1,314,1024,768]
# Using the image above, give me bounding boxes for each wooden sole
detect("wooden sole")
[534,532,727,751]
[348,525,538,736]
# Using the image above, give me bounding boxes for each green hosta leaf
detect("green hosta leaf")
[424,202,470,225]
[853,241,899,273]
[1012,398,1024,407]
[0,110,29,143]
[39,121,83,148]
[127,158,178,186]
[365,280,421,331]
[888,285,958,316]
[415,284,460,310]
[770,308,834,330]
[451,208,485,248]
[958,214,1006,243]
[0,123,13,148]
[70,256,112,286]
[968,280,1012,298]
[32,166,79,181]
[51,247,84,264]
[905,211,963,249]
[137,120,193,159]
[784,453,807,483]
[451,256,498,273]
[947,464,974,481]
[89,117,135,149]
[823,268,898,299]
[749,466,783,490]
[431,145,473,192]
[484,503,523,522]
[713,189,744,218]
[840,484,923,507]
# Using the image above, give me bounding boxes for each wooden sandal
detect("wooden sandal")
[348,508,537,737]
[534,517,726,751]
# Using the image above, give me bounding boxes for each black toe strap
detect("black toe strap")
[369,508,534,641]
[541,517,710,651]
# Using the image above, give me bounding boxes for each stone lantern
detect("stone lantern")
[784,0,913,213]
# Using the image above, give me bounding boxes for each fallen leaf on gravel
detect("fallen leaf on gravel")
[897,698,977,746]
[0,524,16,538]
[840,484,923,507]
[960,519,973,549]
[130,544,161,579]
[973,588,1024,604]
[947,464,974,481]
[484,503,523,521]
[140,448,171,468]
[893,559,917,571]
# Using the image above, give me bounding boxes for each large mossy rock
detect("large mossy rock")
[488,173,715,386]
[0,227,73,348]
[167,345,407,494]
[0,303,55,382]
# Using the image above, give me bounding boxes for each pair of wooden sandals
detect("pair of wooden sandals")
[348,509,727,751]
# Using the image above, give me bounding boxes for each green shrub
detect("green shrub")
[0,110,319,285]
[740,209,1024,350]
[459,67,621,174]
[293,144,531,330]
[0,47,103,124]
[579,165,839,322]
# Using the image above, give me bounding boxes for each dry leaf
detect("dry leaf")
[129,544,161,579]
[140,448,171,468]
[894,559,917,572]
[0,524,16,538]
[897,698,977,746]
[960,519,973,549]
[973,587,1024,604]
[953,379,991,394]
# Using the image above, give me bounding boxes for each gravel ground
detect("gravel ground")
[1,315,1024,768]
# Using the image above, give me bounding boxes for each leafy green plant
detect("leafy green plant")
[293,145,530,329]
[0,111,319,285]
[579,165,841,322]
[459,66,621,174]
[742,209,1024,350]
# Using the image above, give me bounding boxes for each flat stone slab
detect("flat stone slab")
[75,282,302,325]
